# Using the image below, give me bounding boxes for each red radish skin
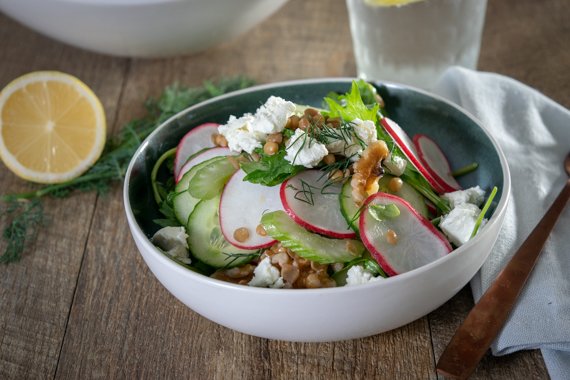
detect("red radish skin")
[280,171,356,239]
[175,147,230,183]
[413,134,461,192]
[174,123,220,180]
[359,192,452,276]
[380,117,448,194]
[219,170,281,250]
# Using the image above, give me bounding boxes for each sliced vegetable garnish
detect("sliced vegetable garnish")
[261,210,364,264]
[413,134,461,192]
[173,155,227,225]
[176,146,230,183]
[281,170,356,238]
[377,174,429,217]
[380,117,450,194]
[173,123,219,179]
[219,169,282,249]
[187,195,257,268]
[359,192,452,276]
[368,203,400,221]
[187,155,238,199]
[339,180,362,233]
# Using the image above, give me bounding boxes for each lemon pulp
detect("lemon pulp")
[0,71,106,184]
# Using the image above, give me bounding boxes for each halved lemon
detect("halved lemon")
[0,71,106,184]
[364,0,424,6]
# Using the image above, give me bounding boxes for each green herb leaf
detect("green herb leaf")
[241,148,304,186]
[471,186,498,238]
[324,80,379,123]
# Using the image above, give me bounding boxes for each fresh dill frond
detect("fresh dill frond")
[316,120,357,146]
[318,155,354,189]
[0,199,44,263]
[347,200,366,228]
[221,251,262,269]
[0,76,255,263]
[288,180,317,206]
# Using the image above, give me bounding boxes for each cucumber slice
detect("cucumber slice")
[173,156,226,225]
[261,210,364,264]
[188,156,237,199]
[377,175,428,217]
[187,195,256,268]
[339,180,361,233]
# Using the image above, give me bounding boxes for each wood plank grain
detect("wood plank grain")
[0,14,128,379]
[429,287,548,380]
[266,320,434,379]
[478,0,570,108]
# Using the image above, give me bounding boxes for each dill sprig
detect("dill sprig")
[287,181,317,206]
[0,76,255,263]
[221,251,262,269]
[315,120,365,149]
[0,199,43,264]
[317,154,355,189]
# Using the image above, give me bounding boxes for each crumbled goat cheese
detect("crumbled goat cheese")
[439,186,488,246]
[442,186,485,208]
[248,257,285,288]
[218,96,296,154]
[284,128,329,168]
[346,265,383,286]
[383,153,407,176]
[326,118,378,160]
[252,96,296,134]
[439,203,483,246]
[151,226,191,264]
[217,114,263,154]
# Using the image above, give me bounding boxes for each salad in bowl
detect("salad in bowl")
[147,80,498,289]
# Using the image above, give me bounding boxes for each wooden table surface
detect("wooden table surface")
[1,1,568,379]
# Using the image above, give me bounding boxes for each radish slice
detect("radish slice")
[380,117,448,194]
[175,147,230,183]
[281,170,356,239]
[174,123,219,180]
[219,170,282,249]
[359,192,452,276]
[413,134,461,192]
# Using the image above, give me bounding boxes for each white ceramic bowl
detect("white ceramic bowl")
[0,0,288,57]
[123,78,511,342]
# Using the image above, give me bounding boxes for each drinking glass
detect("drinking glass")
[345,0,488,89]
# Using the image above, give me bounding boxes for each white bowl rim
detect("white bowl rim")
[52,0,286,5]
[123,77,511,295]
[50,0,212,5]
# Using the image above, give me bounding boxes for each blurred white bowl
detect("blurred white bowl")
[0,0,288,57]
[123,78,511,341]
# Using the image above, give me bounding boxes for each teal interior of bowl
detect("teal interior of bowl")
[127,80,504,239]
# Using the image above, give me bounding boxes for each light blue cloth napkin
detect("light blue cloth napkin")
[434,67,570,379]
